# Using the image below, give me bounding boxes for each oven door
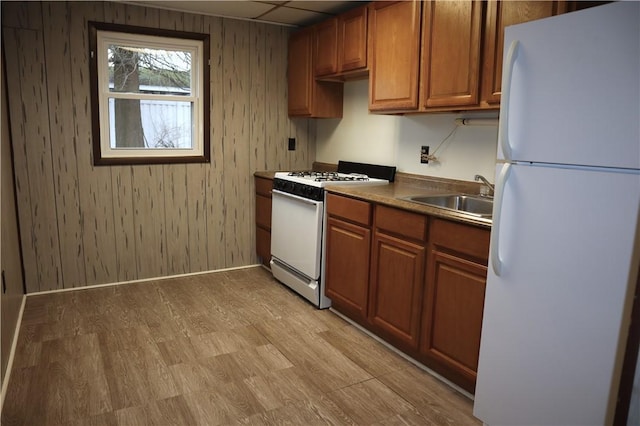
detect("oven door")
[270,189,323,279]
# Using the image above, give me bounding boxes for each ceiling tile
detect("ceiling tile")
[119,0,360,26]
[125,1,275,20]
[287,1,362,14]
[259,6,325,26]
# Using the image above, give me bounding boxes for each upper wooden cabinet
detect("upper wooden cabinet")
[367,0,567,113]
[368,1,422,112]
[481,1,567,106]
[314,5,369,79]
[339,6,369,74]
[420,0,484,109]
[288,27,343,118]
[314,18,339,77]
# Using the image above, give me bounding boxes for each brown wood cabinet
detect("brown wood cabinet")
[314,18,339,77]
[368,1,422,112]
[420,218,490,393]
[481,0,567,106]
[339,5,368,74]
[255,176,273,267]
[324,193,372,325]
[368,205,427,352]
[288,27,343,118]
[314,5,368,79]
[366,0,567,113]
[420,0,484,109]
[323,192,491,393]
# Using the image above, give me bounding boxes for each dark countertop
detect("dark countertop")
[254,170,492,229]
[254,170,276,180]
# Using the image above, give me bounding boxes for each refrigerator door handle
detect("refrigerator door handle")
[491,163,512,276]
[498,40,520,161]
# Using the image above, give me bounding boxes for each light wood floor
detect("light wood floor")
[2,267,479,425]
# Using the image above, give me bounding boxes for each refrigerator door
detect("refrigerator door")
[498,2,639,169]
[474,163,640,425]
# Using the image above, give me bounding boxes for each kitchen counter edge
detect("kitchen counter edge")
[254,171,492,229]
[324,183,492,229]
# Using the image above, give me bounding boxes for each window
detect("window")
[89,22,210,165]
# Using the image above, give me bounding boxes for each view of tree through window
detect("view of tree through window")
[89,21,210,165]
[109,44,193,149]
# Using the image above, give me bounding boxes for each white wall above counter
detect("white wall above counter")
[315,80,499,183]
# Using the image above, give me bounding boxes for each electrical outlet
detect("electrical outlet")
[288,138,296,151]
[420,146,430,164]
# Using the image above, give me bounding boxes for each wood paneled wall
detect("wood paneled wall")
[1,1,315,293]
[1,43,26,386]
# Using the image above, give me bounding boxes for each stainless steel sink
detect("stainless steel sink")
[403,194,493,218]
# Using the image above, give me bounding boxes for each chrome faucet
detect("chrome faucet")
[474,174,495,196]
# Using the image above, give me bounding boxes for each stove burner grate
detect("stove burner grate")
[287,171,370,182]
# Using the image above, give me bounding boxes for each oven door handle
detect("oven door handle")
[272,189,323,206]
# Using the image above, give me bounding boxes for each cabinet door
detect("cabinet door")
[339,6,368,72]
[288,28,313,116]
[255,177,272,267]
[420,0,483,109]
[288,27,343,118]
[368,1,422,112]
[314,18,339,77]
[481,1,566,105]
[421,249,487,392]
[325,217,371,324]
[255,194,271,266]
[369,232,425,351]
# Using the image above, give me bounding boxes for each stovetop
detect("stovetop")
[277,171,385,185]
[272,162,396,201]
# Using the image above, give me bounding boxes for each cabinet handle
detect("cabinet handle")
[491,163,511,276]
[498,40,519,162]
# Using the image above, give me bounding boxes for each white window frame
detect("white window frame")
[89,22,210,165]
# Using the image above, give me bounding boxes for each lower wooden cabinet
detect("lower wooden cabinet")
[255,176,272,267]
[368,206,427,352]
[324,193,372,325]
[420,218,490,393]
[323,194,490,393]
[369,231,425,351]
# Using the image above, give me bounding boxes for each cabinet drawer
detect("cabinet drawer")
[375,205,427,242]
[255,177,273,197]
[326,193,372,226]
[430,218,490,262]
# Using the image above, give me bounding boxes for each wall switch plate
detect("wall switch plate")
[420,146,430,164]
[288,138,296,151]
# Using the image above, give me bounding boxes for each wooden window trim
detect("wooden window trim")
[88,21,210,165]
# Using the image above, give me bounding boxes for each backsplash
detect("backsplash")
[315,80,499,183]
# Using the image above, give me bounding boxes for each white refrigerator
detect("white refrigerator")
[473,2,640,425]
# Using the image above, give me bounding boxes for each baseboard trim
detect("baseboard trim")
[328,307,475,401]
[27,264,263,297]
[1,294,26,414]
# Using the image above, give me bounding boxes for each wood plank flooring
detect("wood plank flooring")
[2,267,480,425]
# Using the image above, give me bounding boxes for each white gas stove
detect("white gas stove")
[269,162,396,308]
[272,171,390,201]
